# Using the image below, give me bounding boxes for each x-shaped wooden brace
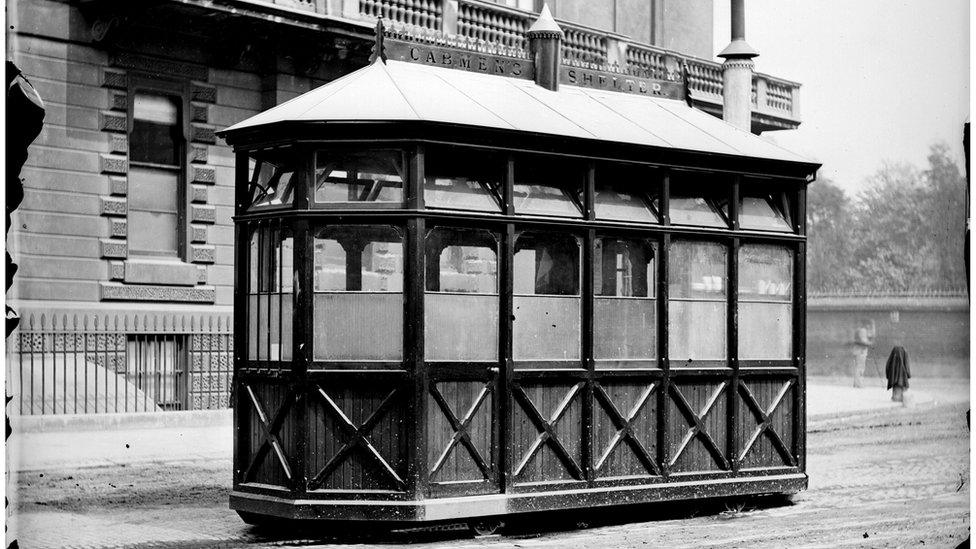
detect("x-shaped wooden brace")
[512,383,584,481]
[309,385,405,490]
[738,380,796,466]
[593,382,661,476]
[429,382,493,481]
[669,382,730,470]
[242,383,296,484]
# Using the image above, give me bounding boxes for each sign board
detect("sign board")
[560,66,685,100]
[385,39,534,81]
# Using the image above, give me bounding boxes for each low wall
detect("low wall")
[806,294,969,378]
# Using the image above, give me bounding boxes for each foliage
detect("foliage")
[806,143,968,293]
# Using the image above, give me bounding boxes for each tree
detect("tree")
[805,177,854,292]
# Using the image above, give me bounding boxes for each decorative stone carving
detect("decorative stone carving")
[191,83,217,104]
[191,124,217,144]
[191,205,217,224]
[102,68,127,90]
[191,103,209,123]
[110,176,127,196]
[109,218,127,238]
[190,145,208,164]
[100,155,127,175]
[191,185,208,204]
[192,166,216,184]
[112,52,208,81]
[100,282,216,303]
[100,197,127,216]
[100,239,127,259]
[191,245,216,264]
[100,111,126,133]
[110,261,125,281]
[109,91,127,111]
[110,134,128,154]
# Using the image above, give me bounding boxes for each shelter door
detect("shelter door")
[426,363,502,497]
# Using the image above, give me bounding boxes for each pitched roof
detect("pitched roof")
[222,58,813,165]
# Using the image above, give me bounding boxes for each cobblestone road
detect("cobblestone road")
[10,403,970,548]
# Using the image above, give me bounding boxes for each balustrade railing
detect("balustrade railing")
[7,313,233,415]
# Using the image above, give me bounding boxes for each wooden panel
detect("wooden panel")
[591,380,660,478]
[242,378,298,489]
[427,380,494,485]
[737,379,796,470]
[667,380,729,473]
[306,378,409,492]
[511,381,584,484]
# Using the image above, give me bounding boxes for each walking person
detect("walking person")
[851,318,875,388]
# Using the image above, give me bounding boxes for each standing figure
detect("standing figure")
[885,346,911,402]
[851,318,875,388]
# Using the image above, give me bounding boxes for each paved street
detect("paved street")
[8,379,971,548]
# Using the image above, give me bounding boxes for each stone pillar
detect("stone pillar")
[527,4,563,92]
[717,0,758,132]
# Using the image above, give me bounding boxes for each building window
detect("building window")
[312,225,404,360]
[425,227,499,361]
[513,231,581,362]
[594,236,657,367]
[128,93,184,257]
[738,244,793,359]
[668,240,727,362]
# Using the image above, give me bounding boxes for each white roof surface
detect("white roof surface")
[224,58,811,165]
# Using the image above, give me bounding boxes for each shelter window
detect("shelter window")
[669,175,730,228]
[668,240,727,362]
[314,150,405,204]
[313,225,404,360]
[594,236,657,367]
[739,190,793,232]
[513,158,584,217]
[738,244,793,360]
[425,148,503,212]
[129,93,183,257]
[425,227,499,361]
[247,153,301,210]
[594,165,660,223]
[513,231,581,362]
[247,223,294,362]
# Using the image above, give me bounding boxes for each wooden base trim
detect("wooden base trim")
[230,473,807,522]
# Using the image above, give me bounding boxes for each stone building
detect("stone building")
[5,0,803,414]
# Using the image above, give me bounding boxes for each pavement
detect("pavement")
[6,376,969,474]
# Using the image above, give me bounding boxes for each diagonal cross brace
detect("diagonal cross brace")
[738,380,796,466]
[593,382,661,476]
[512,383,584,481]
[429,382,493,480]
[243,384,296,484]
[669,382,729,470]
[309,385,405,490]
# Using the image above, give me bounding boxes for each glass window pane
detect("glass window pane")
[514,232,581,361]
[247,225,294,362]
[425,227,499,361]
[513,158,584,217]
[128,211,178,255]
[425,149,503,212]
[739,192,793,232]
[594,237,656,366]
[313,225,404,360]
[738,244,793,360]
[669,241,727,361]
[249,157,300,209]
[669,175,730,228]
[131,94,179,166]
[594,165,660,222]
[314,150,404,203]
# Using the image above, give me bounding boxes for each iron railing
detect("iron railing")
[7,313,233,415]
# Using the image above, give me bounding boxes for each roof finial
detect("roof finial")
[370,18,387,64]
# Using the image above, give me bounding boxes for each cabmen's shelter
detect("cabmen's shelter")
[218,12,820,527]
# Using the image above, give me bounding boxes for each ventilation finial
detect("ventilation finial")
[370,18,388,64]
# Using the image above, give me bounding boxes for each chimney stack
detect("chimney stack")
[527,4,563,92]
[718,0,758,132]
